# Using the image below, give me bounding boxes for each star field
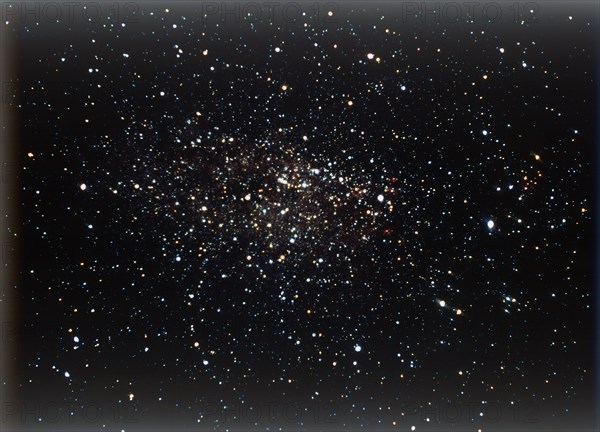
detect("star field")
[3,1,597,431]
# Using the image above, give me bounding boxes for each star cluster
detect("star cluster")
[6,2,597,431]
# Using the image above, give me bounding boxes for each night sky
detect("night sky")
[1,1,598,431]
